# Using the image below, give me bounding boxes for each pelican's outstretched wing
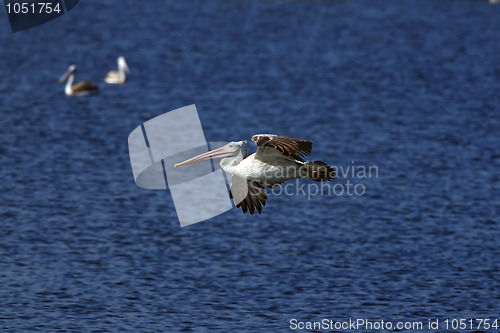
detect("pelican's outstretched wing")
[230,176,286,215]
[230,177,267,215]
[229,178,265,215]
[251,134,312,162]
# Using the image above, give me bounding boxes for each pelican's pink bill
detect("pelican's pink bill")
[174,146,235,167]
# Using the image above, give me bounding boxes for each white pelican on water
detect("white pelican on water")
[59,65,99,96]
[104,56,130,84]
[174,134,335,215]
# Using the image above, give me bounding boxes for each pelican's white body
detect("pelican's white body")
[105,56,130,84]
[221,147,303,184]
[59,65,98,96]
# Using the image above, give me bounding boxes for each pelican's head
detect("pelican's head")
[174,141,247,167]
[118,56,130,73]
[59,65,76,83]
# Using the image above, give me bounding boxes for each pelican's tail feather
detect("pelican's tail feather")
[301,161,336,182]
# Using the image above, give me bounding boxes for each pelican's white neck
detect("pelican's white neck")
[65,73,74,95]
[219,155,244,175]
[118,66,126,81]
[118,59,128,81]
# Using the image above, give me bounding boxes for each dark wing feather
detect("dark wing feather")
[252,134,313,162]
[72,81,99,92]
[230,179,270,215]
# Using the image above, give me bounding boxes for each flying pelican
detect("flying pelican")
[104,56,130,84]
[59,65,99,96]
[174,134,335,215]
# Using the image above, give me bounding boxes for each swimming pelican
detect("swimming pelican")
[174,134,335,215]
[104,56,130,84]
[59,65,99,96]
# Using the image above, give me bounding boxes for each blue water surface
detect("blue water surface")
[1,0,500,332]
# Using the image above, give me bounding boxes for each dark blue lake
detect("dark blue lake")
[1,0,500,332]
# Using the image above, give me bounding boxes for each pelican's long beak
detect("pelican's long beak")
[174,145,234,167]
[58,69,71,84]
